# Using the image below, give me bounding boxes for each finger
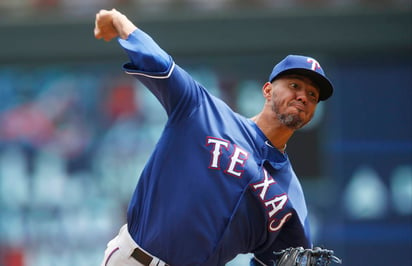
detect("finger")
[94,14,100,38]
[94,27,102,39]
[103,34,115,42]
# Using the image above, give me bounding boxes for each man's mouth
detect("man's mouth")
[289,102,305,112]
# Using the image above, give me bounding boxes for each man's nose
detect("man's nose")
[296,93,307,105]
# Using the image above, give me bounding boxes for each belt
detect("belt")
[131,246,169,266]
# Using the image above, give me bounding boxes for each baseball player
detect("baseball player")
[95,9,336,266]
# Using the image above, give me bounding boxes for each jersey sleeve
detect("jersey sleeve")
[247,162,313,265]
[250,250,276,266]
[249,214,313,265]
[118,29,172,75]
[117,29,204,118]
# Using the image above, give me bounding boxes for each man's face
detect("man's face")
[268,74,320,130]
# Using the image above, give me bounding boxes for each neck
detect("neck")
[251,114,294,152]
[265,141,287,153]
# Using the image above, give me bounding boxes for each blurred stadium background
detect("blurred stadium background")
[0,0,411,265]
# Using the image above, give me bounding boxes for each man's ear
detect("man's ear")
[262,82,272,99]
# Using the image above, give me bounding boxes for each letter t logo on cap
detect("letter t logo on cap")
[307,58,321,71]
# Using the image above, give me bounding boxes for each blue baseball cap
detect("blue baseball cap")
[268,55,334,101]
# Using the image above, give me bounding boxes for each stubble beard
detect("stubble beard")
[272,102,306,130]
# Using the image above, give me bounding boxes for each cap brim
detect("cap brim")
[277,68,334,101]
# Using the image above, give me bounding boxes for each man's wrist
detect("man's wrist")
[113,13,137,40]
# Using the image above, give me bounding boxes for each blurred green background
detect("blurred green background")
[0,1,411,265]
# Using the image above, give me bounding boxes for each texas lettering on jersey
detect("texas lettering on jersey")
[251,169,292,232]
[206,136,292,232]
[206,136,249,178]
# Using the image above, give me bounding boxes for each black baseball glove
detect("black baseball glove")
[273,247,342,266]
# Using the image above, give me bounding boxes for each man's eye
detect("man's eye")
[308,91,318,101]
[290,83,298,89]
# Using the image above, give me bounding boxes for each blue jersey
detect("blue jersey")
[118,29,312,265]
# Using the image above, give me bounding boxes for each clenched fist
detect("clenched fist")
[94,9,137,41]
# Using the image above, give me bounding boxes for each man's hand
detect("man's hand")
[94,9,137,41]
